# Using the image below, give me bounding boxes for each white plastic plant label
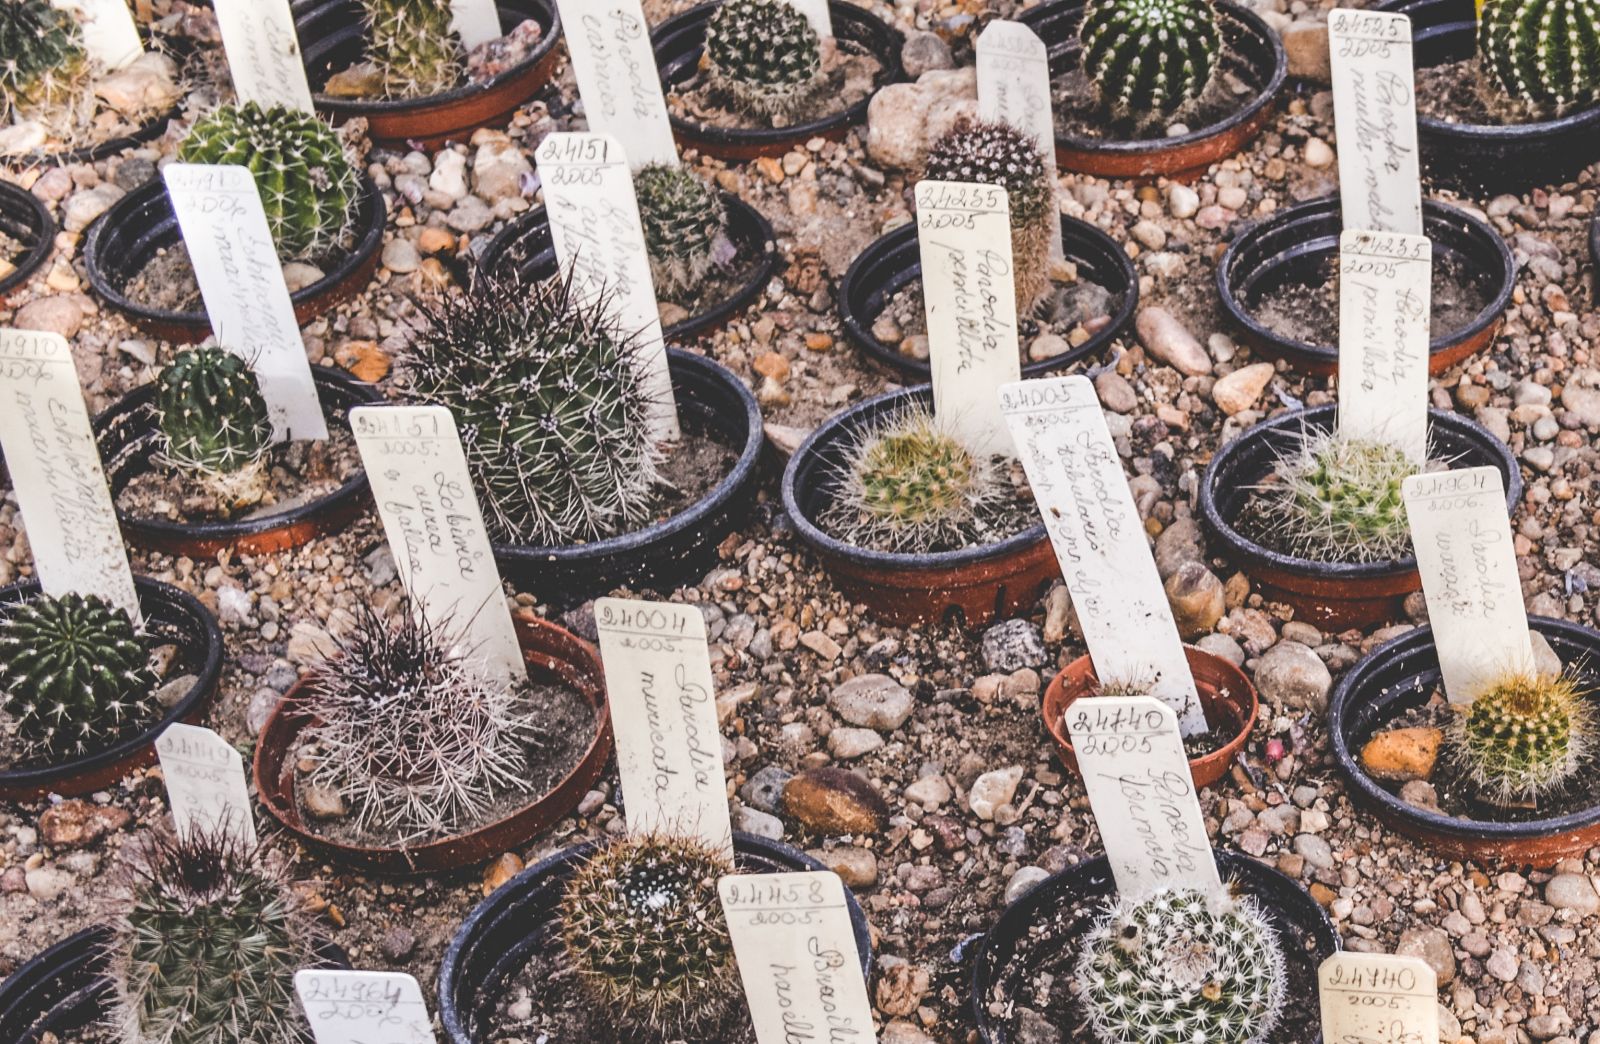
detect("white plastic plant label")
[718,871,876,1044]
[1402,466,1535,703]
[296,970,438,1044]
[448,0,502,49]
[1066,695,1224,901]
[162,163,329,443]
[1337,229,1432,464]
[553,0,679,169]
[594,597,732,858]
[915,179,1022,458]
[56,0,144,69]
[975,20,1063,261]
[1329,8,1423,235]
[783,0,833,38]
[1318,953,1439,1044]
[155,723,257,846]
[0,329,140,621]
[535,132,679,442]
[999,376,1206,734]
[211,0,315,113]
[349,405,526,684]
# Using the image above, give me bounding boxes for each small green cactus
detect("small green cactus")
[1078,0,1223,128]
[156,347,274,513]
[1479,0,1600,113]
[559,834,741,1040]
[362,0,464,99]
[0,591,158,760]
[1075,887,1287,1044]
[1261,432,1416,564]
[178,102,361,263]
[705,0,827,125]
[1451,671,1594,802]
[634,163,730,304]
[0,0,88,125]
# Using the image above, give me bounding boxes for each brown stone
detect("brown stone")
[1359,726,1442,782]
[38,800,130,850]
[481,852,524,895]
[1165,561,1226,638]
[752,351,790,381]
[335,339,391,383]
[874,962,929,1017]
[782,767,890,835]
[1308,882,1337,907]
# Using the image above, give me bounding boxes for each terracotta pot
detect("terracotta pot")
[253,614,613,876]
[0,180,54,306]
[1043,645,1258,789]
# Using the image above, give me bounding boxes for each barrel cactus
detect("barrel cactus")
[156,347,274,512]
[0,0,88,125]
[1078,0,1223,128]
[362,0,464,99]
[705,0,826,124]
[634,163,730,303]
[1479,0,1600,113]
[1451,671,1595,802]
[1262,432,1416,564]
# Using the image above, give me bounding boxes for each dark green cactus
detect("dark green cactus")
[362,0,464,99]
[1479,0,1600,112]
[1078,0,1223,127]
[0,0,88,124]
[634,163,730,303]
[1452,671,1594,802]
[1263,432,1415,564]
[156,347,274,511]
[705,0,826,124]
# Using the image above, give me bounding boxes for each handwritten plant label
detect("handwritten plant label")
[1067,695,1223,901]
[447,0,502,49]
[554,0,679,169]
[1337,230,1431,463]
[350,405,525,684]
[212,0,314,112]
[57,0,144,69]
[296,970,438,1044]
[162,163,328,442]
[719,871,876,1044]
[535,132,678,442]
[915,179,1022,457]
[1402,465,1534,703]
[1330,9,1422,235]
[999,376,1205,734]
[155,723,256,846]
[0,329,140,620]
[783,0,833,38]
[594,597,732,857]
[975,20,1063,261]
[1318,953,1439,1044]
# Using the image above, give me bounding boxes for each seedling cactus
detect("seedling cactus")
[156,346,274,513]
[362,0,464,99]
[1450,670,1595,802]
[0,0,89,126]
[1260,432,1417,564]
[1078,0,1223,128]
[1478,0,1600,113]
[634,163,730,303]
[705,0,827,124]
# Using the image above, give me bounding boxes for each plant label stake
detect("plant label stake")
[155,722,257,846]
[553,0,679,169]
[296,969,438,1044]
[915,179,1022,458]
[1403,465,1535,702]
[535,132,679,442]
[0,328,140,621]
[349,404,526,684]
[999,375,1206,734]
[447,0,502,49]
[595,596,733,858]
[784,0,833,38]
[1337,230,1432,464]
[55,0,144,69]
[719,870,875,1044]
[162,163,329,442]
[1318,953,1439,1044]
[212,0,316,113]
[976,20,1063,262]
[1329,9,1423,236]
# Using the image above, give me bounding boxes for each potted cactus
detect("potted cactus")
[0,177,54,306]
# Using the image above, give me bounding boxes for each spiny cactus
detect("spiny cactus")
[924,119,1055,313]
[0,591,158,760]
[1260,431,1416,564]
[634,163,730,304]
[1078,0,1223,128]
[362,0,464,99]
[559,834,741,1040]
[705,0,827,125]
[156,347,274,513]
[179,102,361,263]
[0,0,88,126]
[1076,887,1287,1044]
[1450,671,1595,802]
[403,275,662,546]
[1479,0,1600,113]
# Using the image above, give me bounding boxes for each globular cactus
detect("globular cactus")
[156,347,274,513]
[1479,0,1600,113]
[403,275,661,546]
[1263,432,1415,564]
[0,591,157,760]
[1451,671,1594,802]
[179,102,361,263]
[559,834,741,1041]
[0,0,88,125]
[705,0,826,125]
[1075,887,1287,1044]
[361,0,464,99]
[634,163,730,303]
[1078,0,1223,128]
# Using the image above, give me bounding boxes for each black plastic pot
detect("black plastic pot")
[837,217,1138,381]
[1198,404,1521,630]
[0,179,54,306]
[7,102,180,170]
[437,832,873,1043]
[1217,196,1515,376]
[1330,616,1600,866]
[1591,213,1599,271]
[493,349,762,608]
[0,577,223,801]
[478,193,781,342]
[652,0,904,160]
[82,174,387,344]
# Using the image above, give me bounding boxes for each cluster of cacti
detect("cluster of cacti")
[1078,0,1223,128]
[1075,887,1287,1044]
[705,0,827,125]
[156,346,275,513]
[1450,670,1595,802]
[634,163,731,303]
[403,275,662,546]
[0,0,89,126]
[1478,0,1600,113]
[179,102,361,263]
[559,834,741,1040]
[1261,432,1416,564]
[0,591,158,760]
[361,0,464,99]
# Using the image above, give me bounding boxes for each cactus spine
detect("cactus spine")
[1478,0,1600,112]
[1260,432,1416,564]
[634,163,731,303]
[1078,0,1223,127]
[705,0,827,124]
[0,0,89,125]
[156,347,275,513]
[1451,671,1595,802]
[361,0,465,99]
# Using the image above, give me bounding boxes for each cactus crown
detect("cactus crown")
[1076,887,1287,1044]
[1478,0,1600,113]
[0,591,158,760]
[559,834,741,1040]
[1260,432,1416,564]
[156,346,274,511]
[178,102,361,263]
[634,163,731,303]
[403,275,662,547]
[1451,670,1595,802]
[705,0,826,124]
[1078,0,1223,127]
[361,0,464,99]
[0,0,88,125]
